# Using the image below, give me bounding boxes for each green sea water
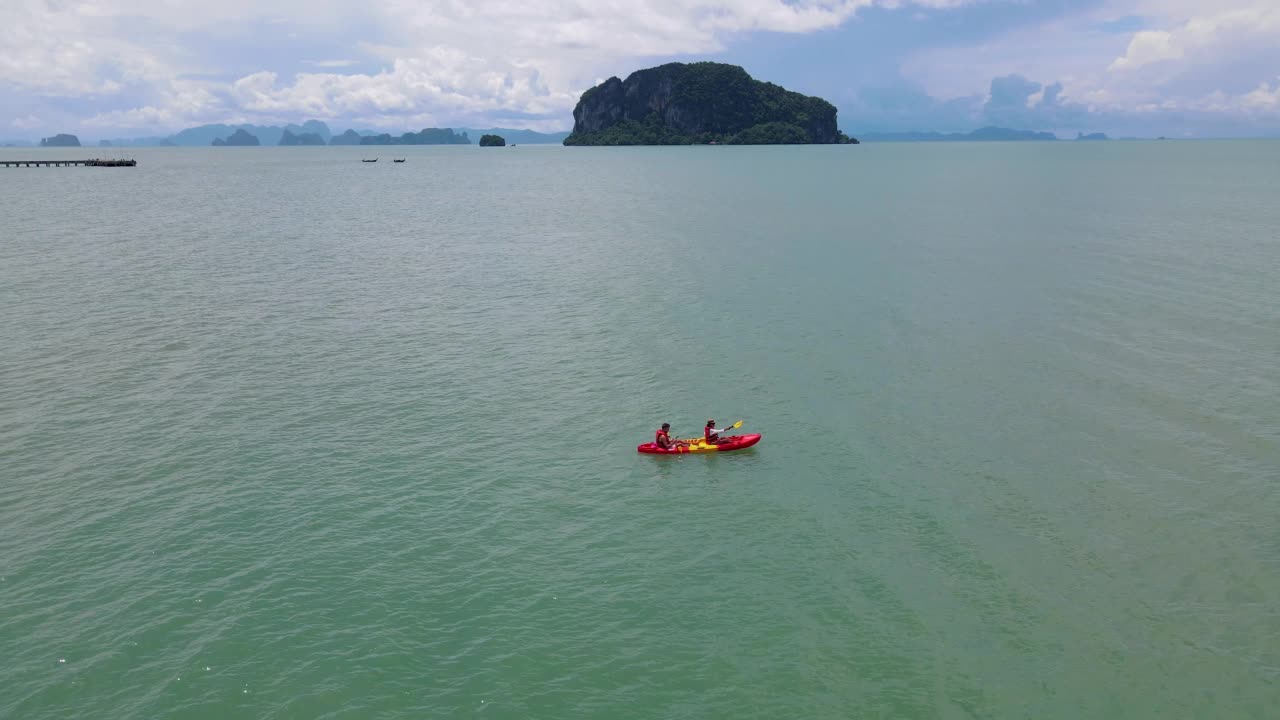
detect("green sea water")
[2,142,1278,719]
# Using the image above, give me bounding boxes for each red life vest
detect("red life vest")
[655,428,670,445]
[704,425,716,441]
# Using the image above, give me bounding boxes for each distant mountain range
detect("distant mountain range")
[95,121,570,147]
[9,123,1123,147]
[858,126,1113,142]
[211,129,260,146]
[859,127,1059,142]
[178,120,333,146]
[360,128,471,146]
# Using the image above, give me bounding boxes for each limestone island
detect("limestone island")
[329,129,364,145]
[41,134,82,147]
[212,129,261,146]
[563,62,857,146]
[479,134,506,147]
[279,129,326,146]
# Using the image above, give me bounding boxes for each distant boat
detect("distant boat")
[393,158,406,163]
[362,158,378,163]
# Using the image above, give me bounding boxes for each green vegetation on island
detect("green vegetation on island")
[41,134,81,147]
[563,62,857,146]
[726,121,811,145]
[479,134,506,147]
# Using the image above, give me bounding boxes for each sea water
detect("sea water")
[2,141,1278,718]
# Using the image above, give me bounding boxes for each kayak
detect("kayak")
[637,433,762,455]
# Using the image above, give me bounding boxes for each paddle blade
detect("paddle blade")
[730,420,743,430]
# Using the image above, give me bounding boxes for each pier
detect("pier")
[1,159,137,167]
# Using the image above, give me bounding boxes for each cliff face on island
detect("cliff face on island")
[564,63,853,145]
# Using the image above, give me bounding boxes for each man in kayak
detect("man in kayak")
[704,419,727,445]
[655,423,686,450]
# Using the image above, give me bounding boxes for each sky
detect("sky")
[4,0,1280,140]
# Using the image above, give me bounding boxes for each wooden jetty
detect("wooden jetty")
[1,158,137,167]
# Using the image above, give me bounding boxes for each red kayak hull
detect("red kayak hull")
[637,433,762,455]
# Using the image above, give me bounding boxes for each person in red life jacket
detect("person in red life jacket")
[704,419,727,445]
[654,423,686,450]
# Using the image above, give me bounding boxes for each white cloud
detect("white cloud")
[1109,30,1181,71]
[7,0,1278,136]
[83,85,222,129]
[226,48,575,126]
[900,0,1280,130]
[1241,78,1280,111]
[226,0,991,127]
[11,114,42,129]
[1,0,976,134]
[1109,5,1280,72]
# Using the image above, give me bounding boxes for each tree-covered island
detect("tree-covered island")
[564,62,858,146]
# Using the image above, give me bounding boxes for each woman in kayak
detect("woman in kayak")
[704,419,727,445]
[655,423,686,450]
